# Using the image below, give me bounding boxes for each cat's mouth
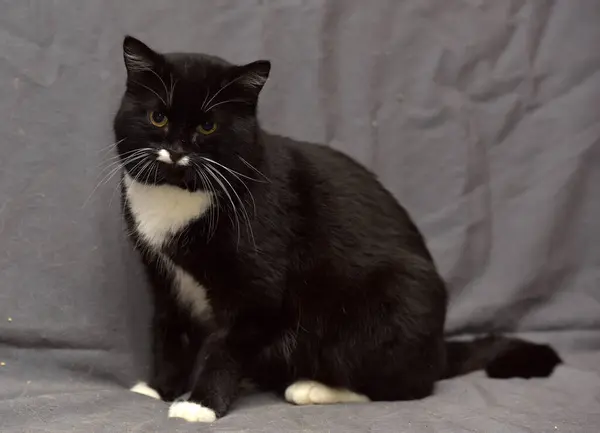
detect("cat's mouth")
[158,165,199,192]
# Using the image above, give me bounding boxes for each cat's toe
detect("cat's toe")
[130,382,161,400]
[168,401,217,423]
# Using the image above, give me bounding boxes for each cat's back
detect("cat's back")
[262,133,429,257]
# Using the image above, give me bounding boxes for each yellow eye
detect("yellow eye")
[197,120,217,135]
[149,111,168,128]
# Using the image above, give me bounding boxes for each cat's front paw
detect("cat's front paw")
[130,382,161,400]
[147,376,188,402]
[168,401,217,423]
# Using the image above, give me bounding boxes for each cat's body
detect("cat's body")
[115,37,561,423]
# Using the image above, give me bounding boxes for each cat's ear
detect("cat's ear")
[234,60,271,96]
[122,36,162,74]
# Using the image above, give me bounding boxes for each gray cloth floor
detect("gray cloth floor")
[1,1,599,432]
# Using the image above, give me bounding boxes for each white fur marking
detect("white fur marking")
[125,175,213,318]
[284,380,370,405]
[130,382,161,400]
[161,254,213,319]
[168,401,217,423]
[157,149,172,164]
[125,175,212,248]
[178,155,190,166]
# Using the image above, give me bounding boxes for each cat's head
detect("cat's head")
[113,36,270,191]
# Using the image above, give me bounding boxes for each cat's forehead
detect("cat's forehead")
[137,53,238,114]
[163,52,232,84]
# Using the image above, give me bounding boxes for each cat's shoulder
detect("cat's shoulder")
[261,131,370,173]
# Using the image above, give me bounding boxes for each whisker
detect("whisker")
[201,156,265,183]
[98,155,148,184]
[99,149,149,173]
[205,172,220,241]
[202,75,246,111]
[97,138,127,155]
[133,159,153,184]
[169,73,179,107]
[193,163,217,241]
[83,151,149,208]
[144,68,170,106]
[201,88,210,110]
[203,163,256,250]
[201,158,257,219]
[203,98,247,113]
[191,161,217,240]
[131,79,167,107]
[202,163,241,247]
[109,173,126,209]
[238,156,271,182]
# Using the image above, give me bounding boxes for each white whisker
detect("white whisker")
[130,80,167,106]
[201,88,210,110]
[201,157,257,219]
[238,156,270,182]
[100,149,150,173]
[202,75,246,111]
[203,98,246,113]
[202,163,241,247]
[84,150,150,208]
[191,161,219,241]
[169,73,179,107]
[201,156,265,183]
[144,68,170,106]
[203,163,256,250]
[97,138,127,156]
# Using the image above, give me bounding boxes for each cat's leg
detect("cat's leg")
[132,303,195,401]
[284,380,370,405]
[131,257,198,402]
[283,267,445,406]
[168,323,269,422]
[146,304,198,401]
[167,330,240,422]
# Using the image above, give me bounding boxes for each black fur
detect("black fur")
[113,36,562,419]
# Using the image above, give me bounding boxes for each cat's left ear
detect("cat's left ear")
[234,60,271,96]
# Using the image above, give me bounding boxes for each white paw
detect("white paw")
[130,382,161,400]
[284,380,370,405]
[168,401,217,423]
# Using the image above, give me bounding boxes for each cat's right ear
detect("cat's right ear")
[122,36,161,74]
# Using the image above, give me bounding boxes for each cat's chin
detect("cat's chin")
[125,173,203,193]
[159,178,202,193]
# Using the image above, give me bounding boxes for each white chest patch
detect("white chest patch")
[125,175,214,319]
[124,174,212,248]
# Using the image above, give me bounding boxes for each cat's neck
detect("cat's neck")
[124,174,213,249]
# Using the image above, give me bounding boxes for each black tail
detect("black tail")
[442,335,562,380]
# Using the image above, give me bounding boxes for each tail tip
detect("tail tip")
[486,341,562,379]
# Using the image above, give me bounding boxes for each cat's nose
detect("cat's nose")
[156,149,190,166]
[169,150,185,163]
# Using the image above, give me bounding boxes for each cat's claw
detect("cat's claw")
[284,380,370,405]
[168,401,217,423]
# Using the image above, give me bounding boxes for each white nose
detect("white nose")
[156,149,190,166]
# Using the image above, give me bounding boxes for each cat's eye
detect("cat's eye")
[197,120,217,135]
[149,111,168,128]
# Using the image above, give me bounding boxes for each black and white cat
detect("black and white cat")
[114,36,561,423]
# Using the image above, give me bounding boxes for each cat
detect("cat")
[114,36,562,423]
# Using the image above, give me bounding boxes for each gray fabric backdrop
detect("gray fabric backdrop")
[1,1,599,432]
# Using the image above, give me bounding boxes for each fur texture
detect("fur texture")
[113,36,562,422]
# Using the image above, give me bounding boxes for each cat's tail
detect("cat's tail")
[442,334,562,380]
